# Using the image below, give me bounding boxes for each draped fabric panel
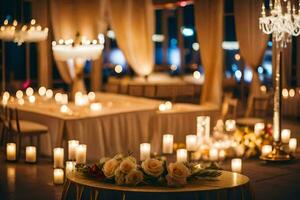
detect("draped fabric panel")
[233,0,269,116]
[50,0,105,90]
[194,0,224,106]
[109,0,155,76]
[31,0,52,88]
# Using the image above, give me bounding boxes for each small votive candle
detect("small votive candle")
[281,129,291,143]
[289,138,297,153]
[209,148,218,161]
[162,134,173,154]
[68,140,79,160]
[261,145,272,156]
[219,149,226,161]
[225,119,236,132]
[254,123,265,135]
[25,146,37,163]
[76,144,87,164]
[6,143,16,161]
[53,169,64,185]
[140,143,151,161]
[90,102,102,111]
[176,149,187,162]
[53,148,64,168]
[186,135,197,151]
[28,95,36,104]
[231,158,242,173]
[38,86,46,96]
[65,161,76,175]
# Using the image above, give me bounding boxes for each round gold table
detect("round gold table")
[61,171,253,200]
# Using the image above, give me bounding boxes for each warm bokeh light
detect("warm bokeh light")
[114,64,123,74]
[282,88,288,98]
[289,89,295,97]
[234,53,241,61]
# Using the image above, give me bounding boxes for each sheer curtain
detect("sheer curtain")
[109,0,154,76]
[234,0,269,116]
[194,0,224,106]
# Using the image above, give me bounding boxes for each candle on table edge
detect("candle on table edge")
[6,143,16,161]
[76,144,87,164]
[162,134,173,154]
[53,169,64,185]
[231,158,242,173]
[66,161,76,175]
[254,123,265,135]
[186,135,197,151]
[53,148,64,168]
[289,138,297,153]
[68,140,79,160]
[225,119,236,132]
[261,145,272,156]
[209,148,218,161]
[281,129,291,144]
[176,149,188,162]
[140,143,151,161]
[25,146,37,163]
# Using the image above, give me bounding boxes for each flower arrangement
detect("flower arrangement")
[76,154,221,187]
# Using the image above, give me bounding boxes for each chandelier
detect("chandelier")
[259,0,300,47]
[0,19,17,41]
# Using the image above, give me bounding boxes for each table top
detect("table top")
[67,171,249,193]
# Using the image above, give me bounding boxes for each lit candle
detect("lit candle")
[45,89,53,99]
[186,135,197,151]
[231,158,242,173]
[60,105,70,114]
[225,119,236,132]
[53,148,64,168]
[162,134,173,154]
[90,102,102,111]
[6,143,16,161]
[219,149,226,161]
[254,123,265,135]
[261,145,272,156]
[209,148,218,161]
[53,169,64,185]
[68,140,79,160]
[176,149,187,162]
[55,93,62,104]
[25,146,37,163]
[197,116,210,140]
[76,144,87,164]
[18,98,25,105]
[26,87,34,96]
[281,129,291,143]
[38,86,46,96]
[88,92,96,101]
[289,138,297,153]
[65,161,76,175]
[140,143,151,161]
[16,90,23,99]
[28,95,36,104]
[61,94,68,105]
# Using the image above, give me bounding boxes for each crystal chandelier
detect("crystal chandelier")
[259,0,300,47]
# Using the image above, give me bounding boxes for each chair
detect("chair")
[0,106,9,146]
[7,107,48,160]
[221,96,238,119]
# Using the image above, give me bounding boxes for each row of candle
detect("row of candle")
[6,144,37,163]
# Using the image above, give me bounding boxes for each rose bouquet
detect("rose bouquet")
[76,154,221,187]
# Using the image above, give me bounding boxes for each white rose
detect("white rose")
[114,168,126,185]
[166,162,190,186]
[125,169,144,185]
[102,158,120,179]
[119,158,137,174]
[141,158,164,177]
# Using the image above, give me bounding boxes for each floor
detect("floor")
[0,119,299,200]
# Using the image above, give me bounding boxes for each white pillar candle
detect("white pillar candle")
[68,140,79,160]
[140,143,151,161]
[289,138,297,153]
[65,161,76,175]
[209,148,218,161]
[53,169,64,185]
[225,119,236,132]
[281,129,291,143]
[53,148,64,168]
[218,149,226,161]
[6,143,16,161]
[76,144,87,164]
[261,145,272,156]
[162,134,173,154]
[176,149,187,162]
[231,158,242,173]
[197,116,210,140]
[186,135,197,151]
[61,94,68,105]
[254,123,265,135]
[25,146,37,163]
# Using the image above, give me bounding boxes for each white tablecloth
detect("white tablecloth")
[7,93,219,160]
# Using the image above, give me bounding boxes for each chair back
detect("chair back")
[7,107,21,133]
[252,95,270,118]
[0,105,9,124]
[221,96,238,119]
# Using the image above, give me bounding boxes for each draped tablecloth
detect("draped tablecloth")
[6,93,219,160]
[62,171,253,200]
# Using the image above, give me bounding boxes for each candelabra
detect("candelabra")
[259,0,300,161]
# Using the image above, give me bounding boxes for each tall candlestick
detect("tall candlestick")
[162,134,173,154]
[140,143,151,161]
[68,140,79,160]
[289,138,297,153]
[25,146,37,163]
[254,123,265,135]
[261,145,272,156]
[209,148,218,161]
[6,143,16,161]
[176,149,187,162]
[53,148,64,168]
[281,129,291,143]
[231,158,242,173]
[186,135,197,151]
[53,169,64,185]
[76,144,87,164]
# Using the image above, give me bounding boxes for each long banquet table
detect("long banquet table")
[6,93,219,160]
